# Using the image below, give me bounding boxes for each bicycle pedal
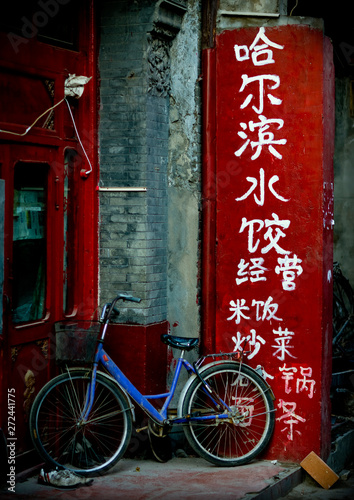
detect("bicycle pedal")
[136,426,148,433]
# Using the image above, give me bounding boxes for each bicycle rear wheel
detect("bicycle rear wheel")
[29,369,132,476]
[333,265,354,358]
[181,362,275,466]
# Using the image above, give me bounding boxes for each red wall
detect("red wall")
[105,322,168,396]
[202,25,334,462]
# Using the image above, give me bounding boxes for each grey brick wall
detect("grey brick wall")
[98,0,169,324]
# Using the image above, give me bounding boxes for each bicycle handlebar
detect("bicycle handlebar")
[115,293,141,303]
[99,293,142,323]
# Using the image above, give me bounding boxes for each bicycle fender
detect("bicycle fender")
[176,360,274,418]
[64,367,136,422]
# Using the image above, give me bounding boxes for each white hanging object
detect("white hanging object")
[64,74,92,99]
[64,74,93,178]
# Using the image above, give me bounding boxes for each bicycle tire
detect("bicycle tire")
[29,369,133,476]
[181,362,275,466]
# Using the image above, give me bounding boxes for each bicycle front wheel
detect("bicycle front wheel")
[182,362,275,466]
[29,369,133,476]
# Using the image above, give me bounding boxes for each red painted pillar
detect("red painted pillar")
[202,25,334,462]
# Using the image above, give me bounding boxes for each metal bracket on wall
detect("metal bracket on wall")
[219,10,280,18]
[96,187,147,192]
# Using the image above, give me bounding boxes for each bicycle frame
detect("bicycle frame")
[30,294,276,475]
[80,342,232,426]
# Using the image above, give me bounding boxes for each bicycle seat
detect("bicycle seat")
[161,334,199,351]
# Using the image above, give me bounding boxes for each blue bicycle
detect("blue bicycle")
[30,293,275,476]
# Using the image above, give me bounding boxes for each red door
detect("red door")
[0,0,98,461]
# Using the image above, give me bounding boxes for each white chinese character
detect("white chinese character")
[232,329,266,360]
[235,168,289,206]
[232,397,255,427]
[296,366,316,399]
[262,213,291,255]
[277,400,306,441]
[235,115,287,160]
[239,213,290,255]
[256,365,275,381]
[235,259,249,285]
[239,217,264,253]
[250,257,268,282]
[239,74,282,114]
[252,296,283,322]
[279,363,297,394]
[275,254,303,290]
[272,327,296,361]
[227,299,251,324]
[235,257,268,284]
[234,27,284,66]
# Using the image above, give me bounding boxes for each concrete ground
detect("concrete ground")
[279,469,354,500]
[1,426,353,500]
[0,457,301,500]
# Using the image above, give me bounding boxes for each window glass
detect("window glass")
[12,163,47,323]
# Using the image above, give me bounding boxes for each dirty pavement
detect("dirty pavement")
[1,456,353,500]
[0,456,300,500]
